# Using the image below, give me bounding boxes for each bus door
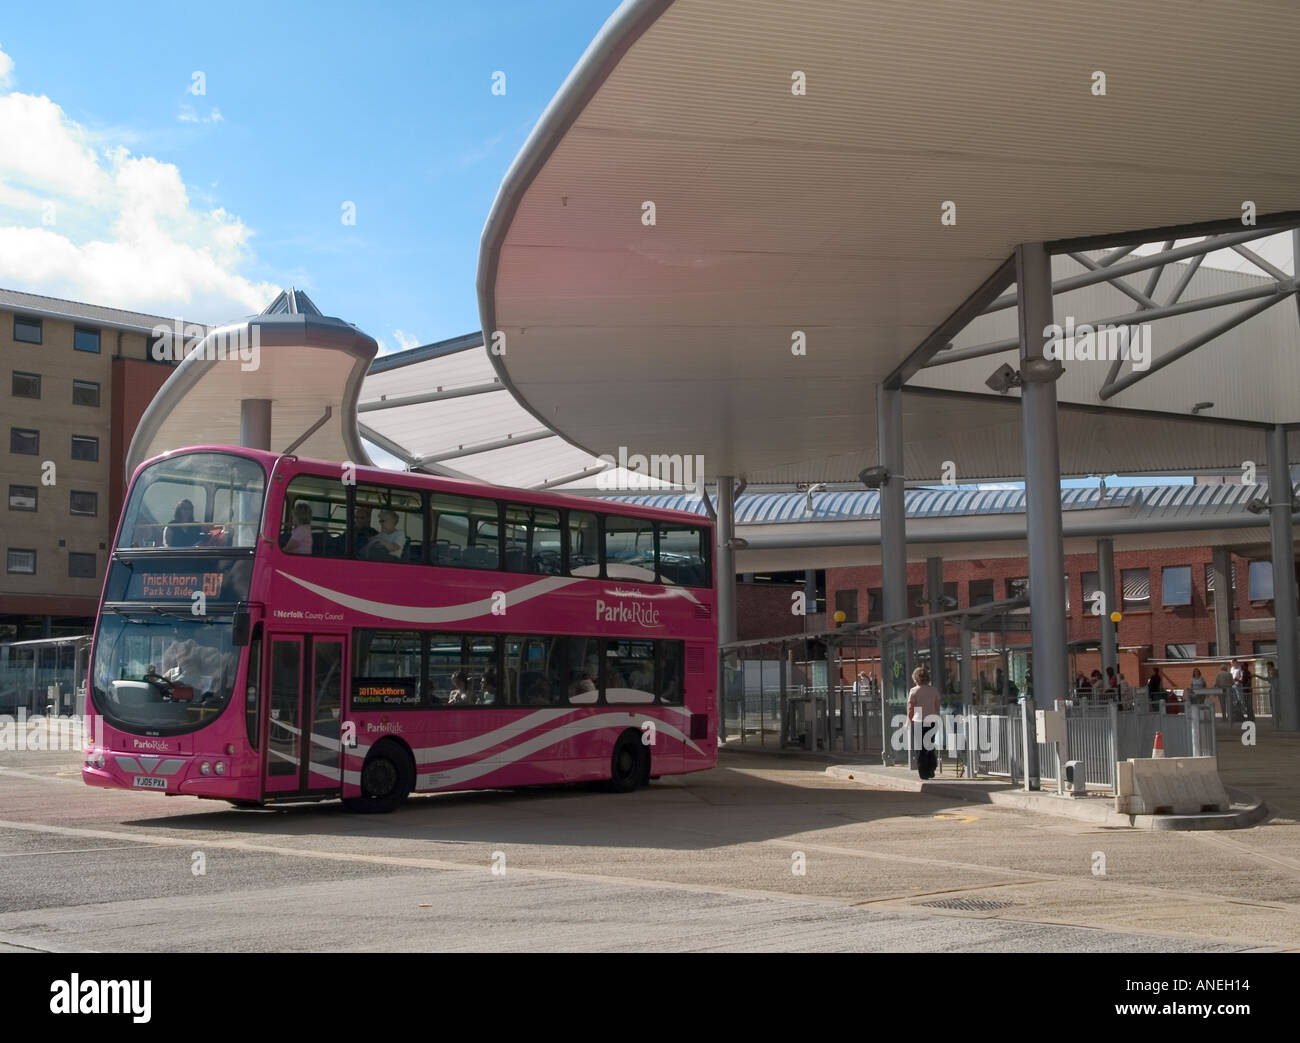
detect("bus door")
[263,633,346,796]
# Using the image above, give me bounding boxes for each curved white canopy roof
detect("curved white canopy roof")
[479,0,1300,484]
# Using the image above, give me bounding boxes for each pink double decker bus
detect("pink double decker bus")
[83,446,717,811]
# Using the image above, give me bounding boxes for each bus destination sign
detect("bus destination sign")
[353,679,420,708]
[140,571,224,599]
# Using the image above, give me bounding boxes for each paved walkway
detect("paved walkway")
[726,721,1294,830]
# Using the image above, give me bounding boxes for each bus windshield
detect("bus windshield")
[91,613,240,733]
[118,452,265,549]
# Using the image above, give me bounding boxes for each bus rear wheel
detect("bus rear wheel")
[606,730,649,793]
[345,740,414,813]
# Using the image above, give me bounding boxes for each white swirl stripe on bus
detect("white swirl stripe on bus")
[348,705,697,763]
[275,572,579,622]
[275,570,708,621]
[340,713,702,789]
[411,713,701,790]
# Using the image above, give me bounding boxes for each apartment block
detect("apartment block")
[1,288,206,639]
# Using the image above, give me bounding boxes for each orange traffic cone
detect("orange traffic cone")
[1152,731,1165,759]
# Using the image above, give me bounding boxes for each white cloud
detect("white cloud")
[0,44,14,89]
[394,329,420,351]
[178,103,224,124]
[0,49,275,323]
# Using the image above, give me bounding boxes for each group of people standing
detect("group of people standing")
[1073,659,1267,720]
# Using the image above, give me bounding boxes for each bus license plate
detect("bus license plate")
[132,776,167,790]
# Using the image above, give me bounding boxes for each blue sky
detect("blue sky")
[0,0,620,352]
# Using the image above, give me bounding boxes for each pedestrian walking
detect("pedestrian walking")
[906,666,941,781]
[1213,662,1235,721]
[1238,660,1254,721]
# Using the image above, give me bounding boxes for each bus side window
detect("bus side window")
[604,515,655,582]
[354,483,422,563]
[656,523,709,587]
[566,511,599,577]
[430,494,499,569]
[282,475,347,558]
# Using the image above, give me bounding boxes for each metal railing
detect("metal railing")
[968,701,1217,793]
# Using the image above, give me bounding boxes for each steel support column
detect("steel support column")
[927,556,945,690]
[1267,426,1299,732]
[1018,242,1068,788]
[1097,538,1118,679]
[877,385,909,706]
[715,477,738,745]
[959,625,973,706]
[1211,547,1233,657]
[239,399,272,451]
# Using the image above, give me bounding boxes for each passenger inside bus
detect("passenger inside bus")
[569,657,598,698]
[524,677,552,705]
[283,501,314,554]
[446,669,471,705]
[365,509,406,561]
[350,505,377,556]
[164,499,202,547]
[480,668,499,705]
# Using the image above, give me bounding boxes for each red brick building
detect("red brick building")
[825,544,1294,694]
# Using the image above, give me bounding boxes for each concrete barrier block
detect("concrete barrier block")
[1116,760,1134,797]
[1119,756,1230,815]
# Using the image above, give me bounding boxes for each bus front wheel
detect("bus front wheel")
[606,730,649,793]
[345,740,414,813]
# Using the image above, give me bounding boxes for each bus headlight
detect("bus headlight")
[200,761,211,775]
[214,761,226,776]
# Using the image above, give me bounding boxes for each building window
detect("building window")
[969,578,994,606]
[13,315,41,344]
[1248,561,1273,601]
[74,327,101,353]
[8,485,37,511]
[907,583,925,615]
[71,435,99,461]
[1161,565,1192,606]
[6,548,36,574]
[867,587,882,621]
[1121,568,1150,611]
[72,379,100,407]
[1006,576,1029,600]
[70,490,97,516]
[10,428,39,455]
[11,371,40,398]
[835,589,859,623]
[68,551,96,578]
[1165,643,1197,659]
[1253,640,1277,656]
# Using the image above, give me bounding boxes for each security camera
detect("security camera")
[985,363,1022,394]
